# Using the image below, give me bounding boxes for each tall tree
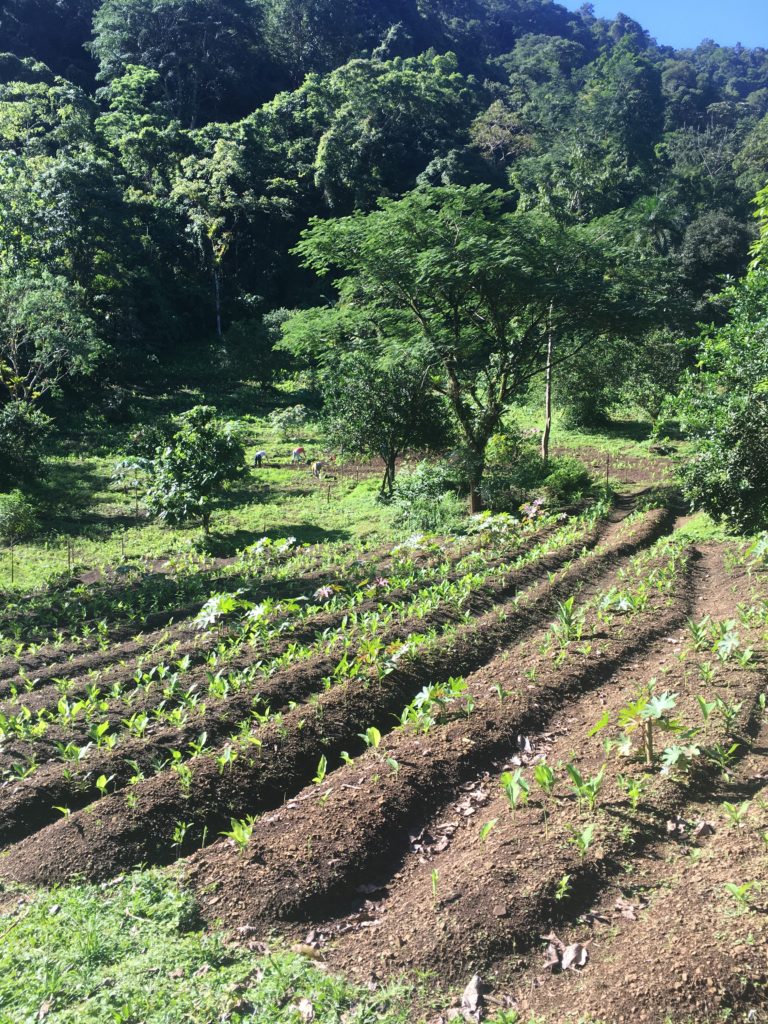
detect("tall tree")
[290,184,652,510]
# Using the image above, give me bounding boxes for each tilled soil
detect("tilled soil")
[189,542,768,1023]
[0,504,662,878]
[2,495,765,1024]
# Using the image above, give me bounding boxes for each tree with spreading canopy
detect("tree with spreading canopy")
[288,184,659,510]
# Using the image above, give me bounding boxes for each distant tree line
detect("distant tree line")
[0,0,767,528]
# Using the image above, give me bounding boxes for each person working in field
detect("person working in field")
[253,450,267,467]
[291,446,306,463]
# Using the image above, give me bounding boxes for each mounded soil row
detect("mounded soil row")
[299,545,765,997]
[182,534,699,934]
[0,507,672,879]
[0,519,558,727]
[0,534,474,693]
[0,513,606,841]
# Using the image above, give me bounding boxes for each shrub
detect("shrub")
[481,429,544,512]
[0,490,38,543]
[391,461,465,532]
[675,271,768,532]
[144,406,246,533]
[269,404,309,439]
[0,401,52,489]
[542,456,593,504]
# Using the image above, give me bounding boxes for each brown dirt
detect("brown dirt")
[0,506,666,879]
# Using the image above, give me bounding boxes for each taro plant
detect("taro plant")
[358,726,382,749]
[723,881,758,911]
[566,763,605,813]
[220,815,257,853]
[721,800,751,828]
[617,772,646,812]
[312,755,328,785]
[500,769,530,814]
[568,822,595,859]
[479,819,498,843]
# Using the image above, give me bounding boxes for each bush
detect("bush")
[675,271,768,533]
[125,420,175,460]
[541,456,593,503]
[481,429,544,512]
[269,404,309,439]
[144,406,246,533]
[678,396,768,533]
[0,490,38,543]
[0,401,52,489]
[391,461,465,533]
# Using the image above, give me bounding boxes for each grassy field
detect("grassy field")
[0,398,395,591]
[1,386,692,593]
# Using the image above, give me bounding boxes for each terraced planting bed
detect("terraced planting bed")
[2,495,768,1023]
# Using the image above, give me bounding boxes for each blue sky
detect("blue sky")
[561,0,767,50]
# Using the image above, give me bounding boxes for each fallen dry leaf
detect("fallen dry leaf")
[297,998,315,1021]
[561,943,589,971]
[461,974,484,1020]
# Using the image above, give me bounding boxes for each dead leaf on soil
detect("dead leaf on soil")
[666,815,687,835]
[561,943,589,971]
[541,932,590,972]
[296,998,315,1021]
[614,896,648,921]
[692,820,716,839]
[460,974,485,1021]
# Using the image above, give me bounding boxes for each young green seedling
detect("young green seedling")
[554,874,572,900]
[566,763,605,813]
[500,769,530,813]
[220,815,257,853]
[312,755,328,785]
[479,819,498,844]
[568,823,595,859]
[723,881,758,911]
[721,800,751,828]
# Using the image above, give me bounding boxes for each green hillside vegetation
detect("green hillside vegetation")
[1,2,768,1021]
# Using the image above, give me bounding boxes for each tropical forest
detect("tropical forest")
[0,0,768,1020]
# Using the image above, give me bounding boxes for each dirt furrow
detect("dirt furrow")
[0,507,671,878]
[180,531,696,935]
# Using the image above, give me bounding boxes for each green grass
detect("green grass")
[0,416,396,591]
[508,402,663,458]
[0,869,416,1024]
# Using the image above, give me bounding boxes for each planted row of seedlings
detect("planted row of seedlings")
[0,503,673,883]
[304,543,768,992]
[0,529,452,668]
[176,527,699,932]
[0,509,559,713]
[223,538,767,1024]
[0,507,595,803]
[0,517,544,696]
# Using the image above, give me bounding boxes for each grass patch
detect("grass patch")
[0,869,415,1024]
[0,415,396,591]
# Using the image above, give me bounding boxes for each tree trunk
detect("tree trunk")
[469,477,482,514]
[213,268,223,341]
[383,454,397,496]
[541,302,554,465]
